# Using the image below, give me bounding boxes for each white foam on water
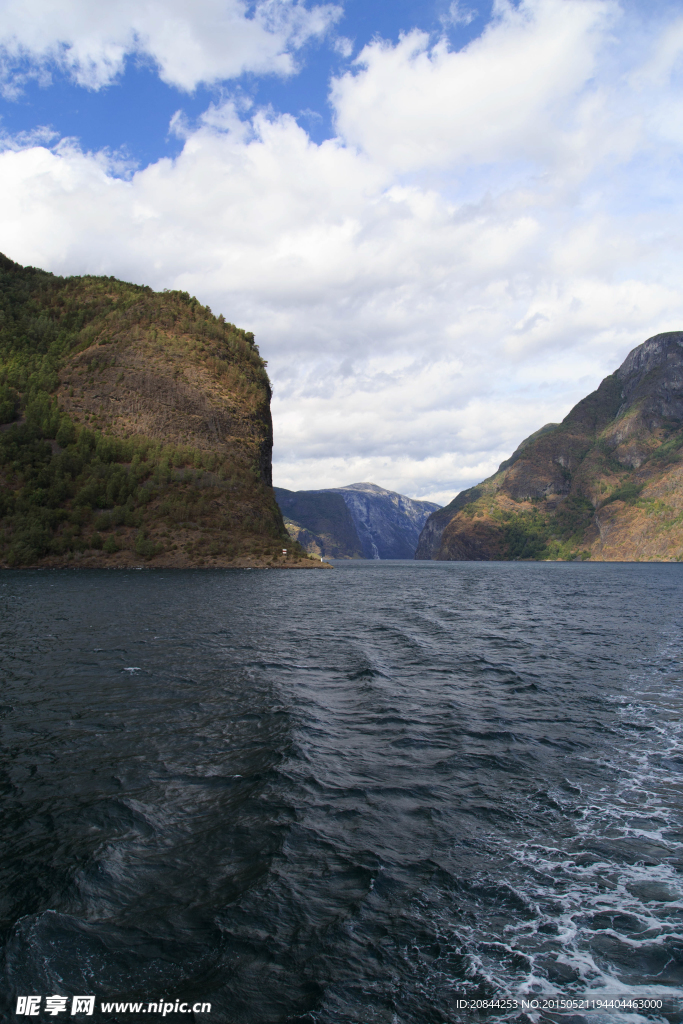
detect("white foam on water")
[439,631,683,1019]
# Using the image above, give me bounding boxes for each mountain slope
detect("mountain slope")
[0,253,317,568]
[276,482,440,558]
[416,331,683,562]
[274,488,363,559]
[327,483,440,558]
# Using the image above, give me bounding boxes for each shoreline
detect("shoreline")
[0,554,333,570]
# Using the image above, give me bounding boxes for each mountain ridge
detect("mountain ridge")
[416,332,683,562]
[276,482,440,558]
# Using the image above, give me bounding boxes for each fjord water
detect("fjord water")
[2,563,683,1023]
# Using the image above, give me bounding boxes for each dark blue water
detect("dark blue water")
[2,562,683,1023]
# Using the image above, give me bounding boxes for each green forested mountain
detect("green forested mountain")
[0,254,313,567]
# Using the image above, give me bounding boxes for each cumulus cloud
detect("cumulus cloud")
[1,0,683,502]
[331,0,617,173]
[0,0,341,95]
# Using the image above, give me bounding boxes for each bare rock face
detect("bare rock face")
[416,332,683,562]
[329,483,440,559]
[616,331,683,421]
[277,482,440,559]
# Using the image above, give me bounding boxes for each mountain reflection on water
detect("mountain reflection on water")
[1,562,683,1023]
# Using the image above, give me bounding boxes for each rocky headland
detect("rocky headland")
[416,332,683,562]
[0,253,324,568]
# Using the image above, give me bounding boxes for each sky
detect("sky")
[1,0,683,504]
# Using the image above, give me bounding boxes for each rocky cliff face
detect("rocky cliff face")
[416,332,683,562]
[329,483,440,558]
[0,253,320,568]
[274,488,363,559]
[276,482,440,558]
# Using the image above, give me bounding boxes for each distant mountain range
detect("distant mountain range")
[275,482,440,559]
[416,331,683,562]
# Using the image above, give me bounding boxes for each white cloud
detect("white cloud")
[441,2,477,29]
[1,0,683,503]
[331,0,617,174]
[333,35,354,58]
[0,0,341,95]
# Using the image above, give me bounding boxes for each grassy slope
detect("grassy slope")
[0,254,317,568]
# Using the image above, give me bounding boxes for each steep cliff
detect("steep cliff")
[276,482,440,558]
[416,332,683,562]
[329,483,440,558]
[0,253,318,568]
[274,488,363,559]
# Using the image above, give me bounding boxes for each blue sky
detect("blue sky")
[1,0,683,502]
[0,0,491,159]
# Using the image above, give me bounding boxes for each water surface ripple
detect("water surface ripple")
[1,561,683,1022]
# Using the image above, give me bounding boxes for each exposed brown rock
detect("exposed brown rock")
[417,332,683,562]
